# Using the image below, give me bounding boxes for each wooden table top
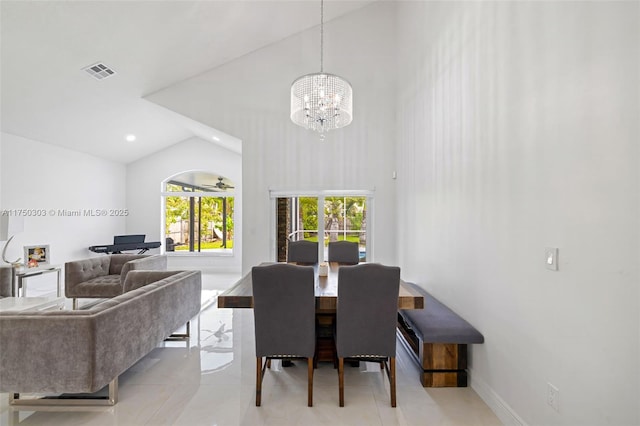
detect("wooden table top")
[217,262,424,312]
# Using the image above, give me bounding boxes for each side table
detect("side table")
[13,265,62,297]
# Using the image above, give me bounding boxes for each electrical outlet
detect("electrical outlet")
[547,382,559,412]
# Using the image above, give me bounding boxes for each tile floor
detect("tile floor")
[0,273,501,426]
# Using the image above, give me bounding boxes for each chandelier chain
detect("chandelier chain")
[320,0,324,72]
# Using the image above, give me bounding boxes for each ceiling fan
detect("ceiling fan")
[204,177,234,190]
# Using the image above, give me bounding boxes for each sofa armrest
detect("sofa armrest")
[65,257,111,297]
[108,254,149,275]
[0,311,99,393]
[119,254,167,284]
[122,270,180,293]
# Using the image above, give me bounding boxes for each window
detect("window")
[274,192,371,262]
[324,196,366,251]
[163,173,234,254]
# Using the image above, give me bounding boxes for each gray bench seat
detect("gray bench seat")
[397,282,484,387]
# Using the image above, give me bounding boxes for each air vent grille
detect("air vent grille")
[82,62,116,80]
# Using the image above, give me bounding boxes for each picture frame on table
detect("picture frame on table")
[24,245,50,268]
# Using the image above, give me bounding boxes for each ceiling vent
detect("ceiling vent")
[82,62,116,80]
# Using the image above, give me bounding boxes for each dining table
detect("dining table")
[217,262,424,312]
[218,262,424,364]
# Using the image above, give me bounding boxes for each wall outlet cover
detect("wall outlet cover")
[547,382,559,412]
[545,247,558,271]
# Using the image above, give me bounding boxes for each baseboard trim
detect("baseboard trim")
[469,369,527,426]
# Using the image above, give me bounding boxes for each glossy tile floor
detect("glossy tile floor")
[0,273,501,426]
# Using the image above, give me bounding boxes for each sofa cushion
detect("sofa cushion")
[400,282,484,344]
[70,275,122,298]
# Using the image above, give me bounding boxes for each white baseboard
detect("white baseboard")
[470,369,527,426]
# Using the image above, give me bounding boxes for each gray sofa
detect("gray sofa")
[65,254,167,308]
[0,269,201,406]
[0,266,12,297]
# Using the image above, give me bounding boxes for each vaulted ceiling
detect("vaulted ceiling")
[0,0,374,163]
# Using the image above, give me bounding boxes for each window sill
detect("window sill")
[166,251,233,257]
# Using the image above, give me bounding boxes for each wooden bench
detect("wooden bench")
[396,282,484,387]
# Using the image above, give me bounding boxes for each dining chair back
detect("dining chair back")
[252,263,316,406]
[287,240,318,265]
[336,263,400,407]
[327,241,359,265]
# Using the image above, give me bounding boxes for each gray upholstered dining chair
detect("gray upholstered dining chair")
[335,263,400,407]
[327,241,359,264]
[252,263,316,407]
[287,240,318,265]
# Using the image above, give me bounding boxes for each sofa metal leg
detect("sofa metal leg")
[72,298,78,310]
[166,321,190,341]
[9,378,118,406]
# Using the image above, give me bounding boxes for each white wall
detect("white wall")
[0,132,126,265]
[396,2,639,425]
[146,1,398,273]
[0,135,3,206]
[126,136,242,273]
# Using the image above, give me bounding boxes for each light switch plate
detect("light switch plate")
[545,247,558,271]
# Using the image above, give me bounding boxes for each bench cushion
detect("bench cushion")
[400,282,484,344]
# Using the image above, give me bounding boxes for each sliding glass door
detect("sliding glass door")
[273,192,372,262]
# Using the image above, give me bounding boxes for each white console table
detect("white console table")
[13,265,62,297]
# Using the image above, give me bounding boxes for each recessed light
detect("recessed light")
[125,134,136,142]
[212,136,220,142]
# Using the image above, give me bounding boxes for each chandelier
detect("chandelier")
[290,0,353,136]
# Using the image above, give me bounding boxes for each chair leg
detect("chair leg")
[307,357,314,407]
[390,357,396,407]
[256,357,262,407]
[73,298,78,310]
[338,357,345,407]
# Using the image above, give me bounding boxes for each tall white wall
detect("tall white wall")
[0,136,3,207]
[0,132,126,264]
[396,2,639,425]
[146,2,397,273]
[126,136,242,272]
